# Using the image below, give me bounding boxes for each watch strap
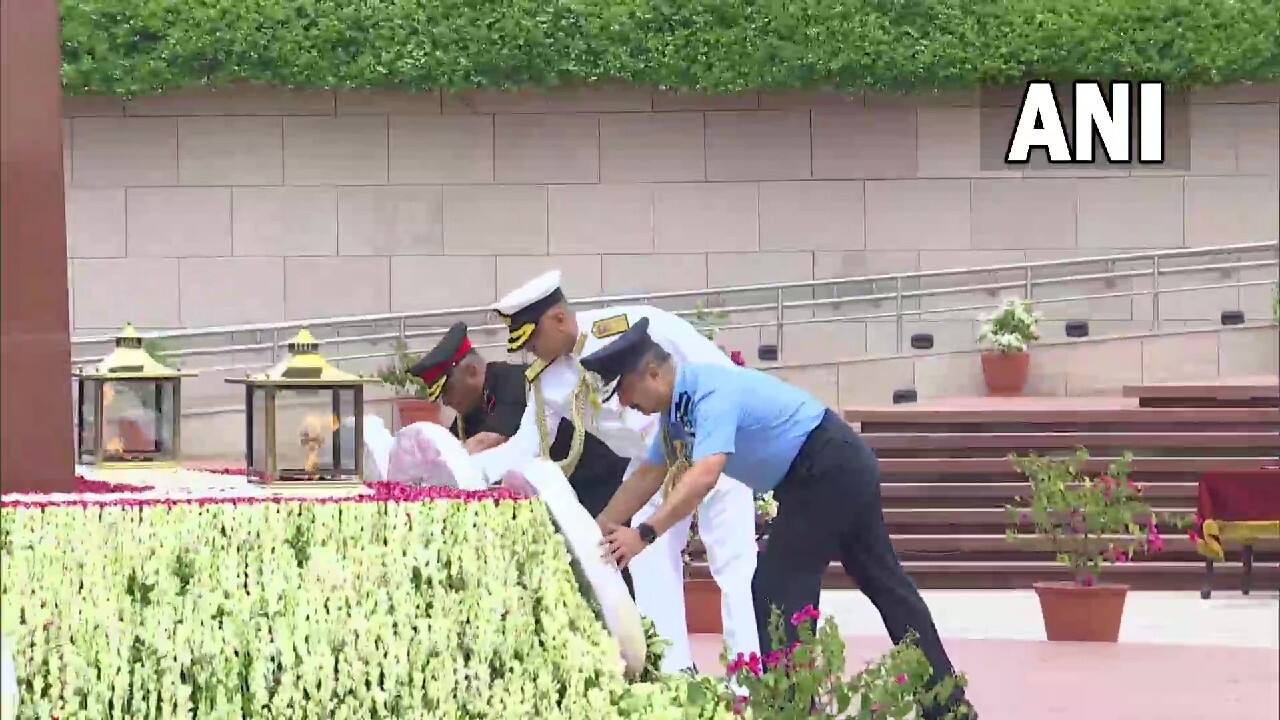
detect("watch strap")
[636,522,657,545]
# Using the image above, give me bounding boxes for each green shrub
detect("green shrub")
[60,0,1280,95]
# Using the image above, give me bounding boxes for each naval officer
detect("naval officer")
[584,318,973,720]
[479,270,760,674]
[407,321,635,594]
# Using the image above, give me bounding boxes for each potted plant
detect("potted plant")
[977,297,1042,395]
[681,492,776,634]
[1006,448,1166,642]
[689,298,729,342]
[373,339,442,430]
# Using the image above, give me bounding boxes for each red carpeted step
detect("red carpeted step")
[863,431,1280,452]
[878,456,1278,475]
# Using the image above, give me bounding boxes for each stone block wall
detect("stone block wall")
[64,84,1279,368]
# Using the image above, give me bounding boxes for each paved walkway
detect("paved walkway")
[820,589,1280,648]
[690,590,1280,720]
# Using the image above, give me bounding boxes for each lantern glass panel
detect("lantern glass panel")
[77,378,99,463]
[98,379,175,462]
[272,387,356,479]
[249,387,270,475]
[332,387,358,474]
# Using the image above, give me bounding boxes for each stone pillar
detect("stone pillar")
[0,0,75,492]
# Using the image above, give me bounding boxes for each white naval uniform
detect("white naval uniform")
[504,304,760,672]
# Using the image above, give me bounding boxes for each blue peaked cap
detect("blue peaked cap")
[579,317,656,400]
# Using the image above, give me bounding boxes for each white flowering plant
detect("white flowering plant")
[977,297,1042,354]
[0,486,729,720]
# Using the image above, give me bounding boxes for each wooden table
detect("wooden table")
[1196,468,1280,599]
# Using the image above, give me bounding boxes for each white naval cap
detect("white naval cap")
[492,269,566,352]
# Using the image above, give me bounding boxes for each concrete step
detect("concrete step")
[686,559,1280,591]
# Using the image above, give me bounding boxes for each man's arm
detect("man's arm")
[504,388,561,459]
[587,394,657,459]
[642,453,726,535]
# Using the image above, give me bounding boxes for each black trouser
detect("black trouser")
[751,410,966,717]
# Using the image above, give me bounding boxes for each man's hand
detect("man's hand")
[599,521,647,569]
[464,432,507,454]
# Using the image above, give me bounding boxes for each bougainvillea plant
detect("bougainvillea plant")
[1006,449,1170,586]
[722,605,972,719]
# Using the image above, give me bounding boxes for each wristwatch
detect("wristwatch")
[636,522,657,545]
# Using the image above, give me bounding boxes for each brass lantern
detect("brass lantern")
[226,329,378,486]
[73,323,196,469]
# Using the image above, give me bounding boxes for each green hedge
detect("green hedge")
[60,0,1280,96]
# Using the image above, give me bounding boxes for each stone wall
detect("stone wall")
[774,324,1279,410]
[64,83,1278,368]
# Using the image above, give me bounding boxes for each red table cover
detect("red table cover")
[1197,468,1280,521]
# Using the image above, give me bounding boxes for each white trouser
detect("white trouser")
[629,473,760,673]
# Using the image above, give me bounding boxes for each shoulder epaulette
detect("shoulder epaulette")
[525,358,550,384]
[591,314,630,340]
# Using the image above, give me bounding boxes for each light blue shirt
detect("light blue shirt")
[644,362,827,492]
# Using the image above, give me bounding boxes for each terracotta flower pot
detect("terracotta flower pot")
[981,350,1031,396]
[393,398,442,431]
[1033,581,1129,642]
[684,577,723,634]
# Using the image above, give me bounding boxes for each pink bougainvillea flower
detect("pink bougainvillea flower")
[1078,573,1096,587]
[896,674,908,685]
[1146,523,1165,553]
[727,652,747,675]
[790,604,820,627]
[729,350,746,367]
[732,695,748,715]
[764,650,784,669]
[745,652,762,677]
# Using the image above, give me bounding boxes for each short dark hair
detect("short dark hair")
[636,343,671,371]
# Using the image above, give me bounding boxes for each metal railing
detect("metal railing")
[71,241,1279,374]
